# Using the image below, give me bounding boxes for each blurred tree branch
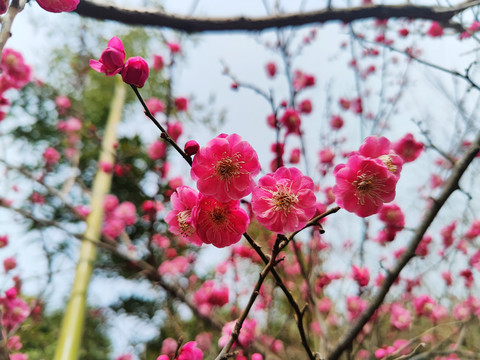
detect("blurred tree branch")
[74,0,480,33]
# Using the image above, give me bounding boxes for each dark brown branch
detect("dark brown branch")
[327,131,480,360]
[75,1,480,33]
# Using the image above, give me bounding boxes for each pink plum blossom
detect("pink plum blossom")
[333,154,398,217]
[121,56,149,88]
[192,195,249,248]
[147,140,167,160]
[390,303,411,330]
[392,133,424,163]
[113,202,137,226]
[351,265,370,287]
[218,319,256,348]
[265,62,277,77]
[1,49,31,90]
[167,121,183,142]
[427,21,444,37]
[158,256,190,276]
[165,186,202,246]
[145,98,165,114]
[280,108,301,135]
[356,136,403,178]
[89,37,125,76]
[251,167,316,234]
[191,133,260,202]
[177,341,203,360]
[0,235,8,248]
[153,55,164,71]
[43,147,60,165]
[175,97,188,111]
[37,0,79,12]
[0,288,29,331]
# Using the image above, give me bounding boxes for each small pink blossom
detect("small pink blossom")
[280,108,301,135]
[153,55,164,71]
[346,296,367,321]
[265,62,277,77]
[167,42,181,54]
[3,257,16,272]
[191,133,260,202]
[158,256,190,276]
[298,99,312,114]
[165,186,202,246]
[465,219,480,239]
[147,140,167,160]
[113,202,137,226]
[390,303,411,330]
[37,0,79,12]
[177,341,203,360]
[427,21,444,37]
[319,148,335,165]
[102,218,125,240]
[413,294,435,317]
[167,121,183,142]
[351,265,370,287]
[145,98,165,114]
[330,115,344,130]
[99,161,114,173]
[192,195,249,248]
[0,288,29,331]
[218,319,256,348]
[55,95,71,114]
[121,56,149,88]
[441,221,457,248]
[9,354,28,360]
[43,147,60,165]
[0,235,8,248]
[175,97,188,112]
[289,148,300,164]
[292,70,315,91]
[89,37,125,76]
[378,203,404,230]
[1,49,31,90]
[392,133,424,163]
[333,154,398,217]
[251,167,316,234]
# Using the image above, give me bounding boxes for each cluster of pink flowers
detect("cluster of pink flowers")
[0,287,29,332]
[101,194,138,240]
[90,37,149,88]
[333,136,403,217]
[166,133,319,247]
[157,341,203,360]
[193,280,229,315]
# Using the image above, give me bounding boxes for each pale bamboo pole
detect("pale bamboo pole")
[54,79,127,360]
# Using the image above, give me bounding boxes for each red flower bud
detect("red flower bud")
[121,56,149,88]
[184,140,200,156]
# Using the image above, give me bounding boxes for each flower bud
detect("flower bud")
[121,56,149,88]
[184,140,199,156]
[89,37,125,76]
[37,0,79,12]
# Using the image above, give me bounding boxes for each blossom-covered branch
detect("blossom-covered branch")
[328,131,480,360]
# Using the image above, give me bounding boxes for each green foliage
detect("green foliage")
[18,309,111,360]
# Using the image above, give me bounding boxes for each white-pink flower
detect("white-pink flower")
[251,167,316,234]
[191,133,260,202]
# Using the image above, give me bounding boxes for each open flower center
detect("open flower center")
[176,210,195,237]
[214,153,243,182]
[353,172,386,205]
[271,185,298,213]
[210,207,228,226]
